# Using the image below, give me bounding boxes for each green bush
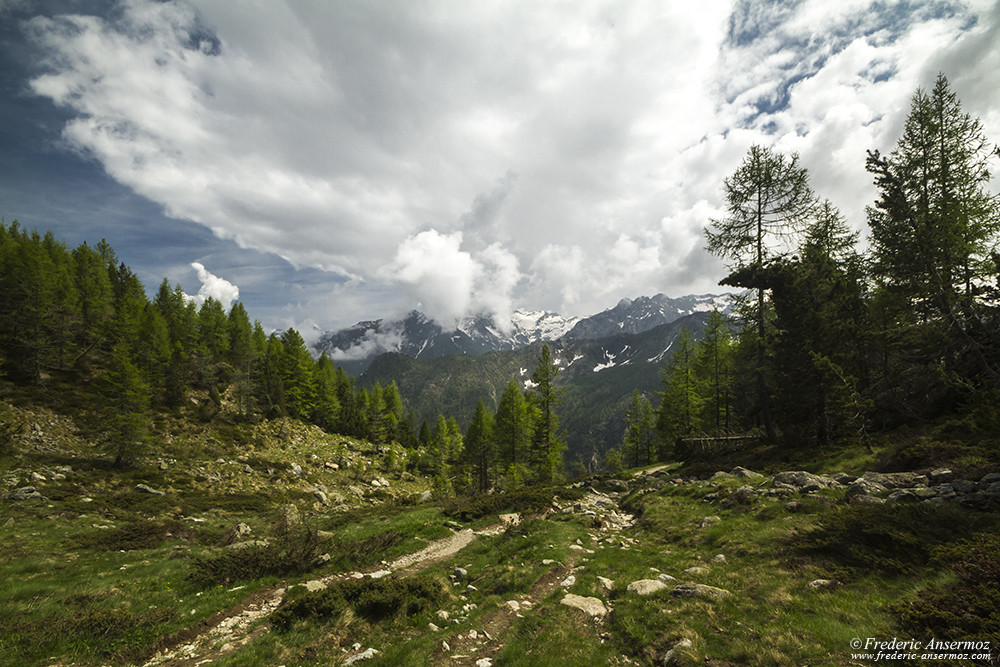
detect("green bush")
[271,573,446,631]
[189,524,321,586]
[442,485,584,522]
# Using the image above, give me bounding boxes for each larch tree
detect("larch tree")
[705,144,817,442]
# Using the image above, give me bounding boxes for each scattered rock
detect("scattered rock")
[505,600,521,612]
[476,658,493,667]
[560,575,576,588]
[807,579,839,590]
[134,483,165,496]
[560,593,608,617]
[291,463,303,478]
[683,566,708,576]
[224,539,270,551]
[453,567,468,579]
[710,554,728,564]
[344,648,379,665]
[730,466,765,481]
[663,638,695,666]
[324,461,339,470]
[670,583,731,601]
[727,485,758,506]
[304,579,327,592]
[428,622,441,632]
[772,471,839,492]
[626,579,668,596]
[597,576,615,591]
[499,512,520,526]
[861,471,927,489]
[699,516,721,529]
[5,486,43,501]
[234,522,252,537]
[845,478,888,500]
[886,490,920,504]
[657,574,677,583]
[30,471,46,482]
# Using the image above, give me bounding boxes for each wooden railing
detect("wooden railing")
[679,433,764,456]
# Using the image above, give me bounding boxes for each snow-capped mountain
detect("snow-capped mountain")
[313,293,733,375]
[564,293,734,340]
[314,309,580,375]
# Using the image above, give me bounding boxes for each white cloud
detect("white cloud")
[188,261,239,310]
[21,0,1000,328]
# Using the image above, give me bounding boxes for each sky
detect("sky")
[1,0,998,340]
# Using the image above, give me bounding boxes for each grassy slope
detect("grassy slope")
[2,389,999,666]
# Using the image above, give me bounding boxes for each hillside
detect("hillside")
[3,396,1000,666]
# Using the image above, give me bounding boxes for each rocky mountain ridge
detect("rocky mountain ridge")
[315,293,735,375]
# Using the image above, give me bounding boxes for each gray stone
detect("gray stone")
[627,579,668,596]
[5,486,43,501]
[980,472,1000,485]
[730,466,765,481]
[928,468,953,484]
[951,479,978,494]
[845,478,888,499]
[699,516,721,529]
[683,566,709,576]
[886,489,920,504]
[670,583,731,601]
[710,554,728,564]
[597,576,615,591]
[862,471,928,488]
[313,489,330,505]
[453,567,468,579]
[224,539,270,551]
[663,638,695,666]
[134,483,165,496]
[807,579,838,589]
[833,472,858,484]
[291,463,303,478]
[560,593,608,617]
[344,648,379,665]
[234,522,252,537]
[772,470,838,492]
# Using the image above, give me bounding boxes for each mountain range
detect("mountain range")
[314,293,734,375]
[315,293,736,463]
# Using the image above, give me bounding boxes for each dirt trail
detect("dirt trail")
[143,523,502,666]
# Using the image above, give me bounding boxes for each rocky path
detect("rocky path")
[143,522,506,667]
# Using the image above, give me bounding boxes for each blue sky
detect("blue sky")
[1,0,998,340]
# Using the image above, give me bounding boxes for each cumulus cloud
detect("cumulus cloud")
[19,0,1000,328]
[188,261,239,310]
[383,230,524,329]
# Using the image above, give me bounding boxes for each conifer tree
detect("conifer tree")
[464,398,495,492]
[528,344,566,483]
[104,343,150,468]
[705,144,816,442]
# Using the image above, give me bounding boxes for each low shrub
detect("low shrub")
[189,524,321,586]
[894,533,1000,647]
[443,485,584,522]
[794,503,999,578]
[75,519,193,551]
[271,573,446,631]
